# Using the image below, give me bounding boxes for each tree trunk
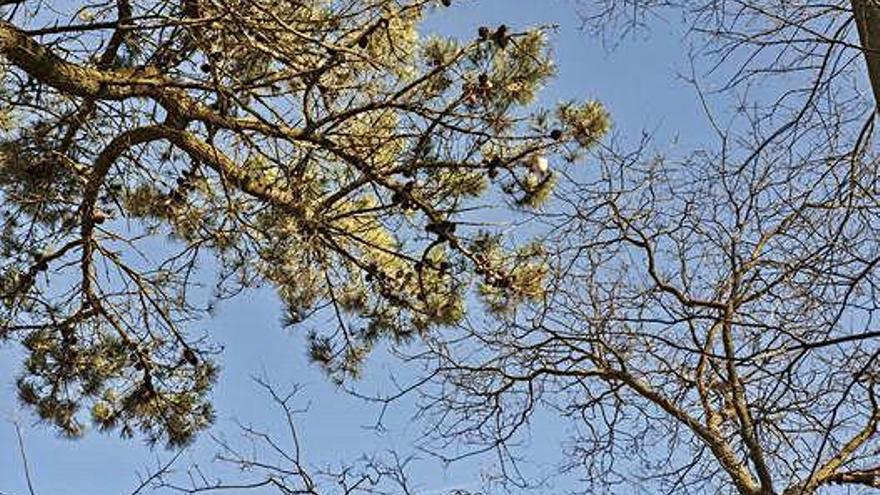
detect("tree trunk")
[852,0,880,111]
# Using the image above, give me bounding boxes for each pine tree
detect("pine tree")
[0,0,609,446]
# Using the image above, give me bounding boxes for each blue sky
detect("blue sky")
[0,1,710,493]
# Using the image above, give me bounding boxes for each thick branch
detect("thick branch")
[81,126,169,295]
[0,20,162,99]
[83,125,302,219]
[823,468,880,488]
[609,369,761,495]
[722,314,774,494]
[809,412,879,491]
[852,0,880,110]
[0,20,306,140]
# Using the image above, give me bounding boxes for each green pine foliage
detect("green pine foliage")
[0,0,609,446]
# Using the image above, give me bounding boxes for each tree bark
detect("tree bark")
[852,0,880,111]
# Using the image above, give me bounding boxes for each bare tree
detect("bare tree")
[4,379,478,495]
[380,2,880,494]
[134,378,478,495]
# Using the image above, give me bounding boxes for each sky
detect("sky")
[0,1,712,494]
